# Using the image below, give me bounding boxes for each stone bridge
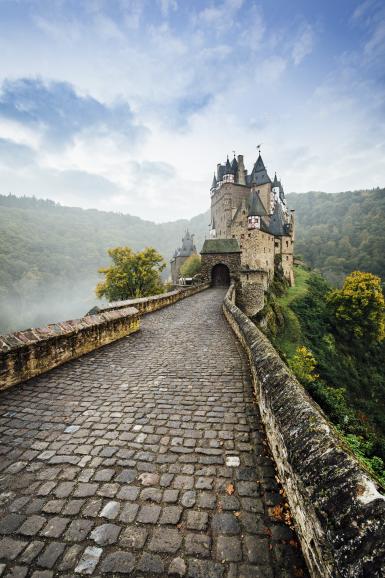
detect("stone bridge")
[0,287,384,578]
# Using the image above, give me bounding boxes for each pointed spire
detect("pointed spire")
[211,173,217,190]
[273,172,279,187]
[253,152,266,173]
[225,155,232,174]
[249,151,271,186]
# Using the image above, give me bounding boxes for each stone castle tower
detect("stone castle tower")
[170,230,197,284]
[200,152,295,315]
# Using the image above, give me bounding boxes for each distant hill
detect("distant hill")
[1,188,384,334]
[287,188,385,286]
[0,194,209,334]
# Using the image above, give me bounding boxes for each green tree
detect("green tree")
[96,247,166,301]
[327,271,385,343]
[289,346,319,384]
[180,254,201,277]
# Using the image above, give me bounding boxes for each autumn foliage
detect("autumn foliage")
[96,246,166,302]
[327,271,385,343]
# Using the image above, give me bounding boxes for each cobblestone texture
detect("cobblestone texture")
[0,289,308,577]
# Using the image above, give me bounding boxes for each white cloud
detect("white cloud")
[0,0,384,223]
[292,24,314,65]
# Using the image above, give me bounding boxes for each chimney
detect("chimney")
[237,154,246,185]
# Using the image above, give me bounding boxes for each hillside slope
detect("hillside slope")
[0,195,209,333]
[1,187,384,333]
[287,188,385,285]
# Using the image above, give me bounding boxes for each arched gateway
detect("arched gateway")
[211,263,230,286]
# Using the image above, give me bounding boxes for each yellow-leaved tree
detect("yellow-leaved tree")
[289,346,319,384]
[96,247,166,302]
[327,271,385,343]
[180,254,201,278]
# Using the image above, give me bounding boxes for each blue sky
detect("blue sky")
[0,0,384,221]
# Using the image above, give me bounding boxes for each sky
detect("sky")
[0,0,384,222]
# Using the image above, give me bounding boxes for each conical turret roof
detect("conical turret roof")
[211,173,217,189]
[248,153,271,186]
[248,190,267,217]
[225,156,232,174]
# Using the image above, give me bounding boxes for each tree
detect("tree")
[327,271,385,343]
[96,247,166,301]
[180,254,201,278]
[289,346,319,384]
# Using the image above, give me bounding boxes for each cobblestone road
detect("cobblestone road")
[0,288,308,577]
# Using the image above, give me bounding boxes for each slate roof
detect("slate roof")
[248,153,271,186]
[172,230,197,259]
[248,190,267,217]
[266,202,288,236]
[201,238,241,254]
[225,157,232,174]
[211,173,217,189]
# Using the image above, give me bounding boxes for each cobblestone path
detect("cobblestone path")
[0,288,308,577]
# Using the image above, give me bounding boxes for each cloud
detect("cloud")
[0,0,384,222]
[0,138,36,168]
[158,0,178,17]
[0,78,147,146]
[292,24,315,65]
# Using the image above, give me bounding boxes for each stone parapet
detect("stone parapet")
[87,283,210,316]
[0,307,140,391]
[223,284,385,578]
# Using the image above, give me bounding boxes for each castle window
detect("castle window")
[248,233,251,238]
[286,241,289,247]
[286,256,289,260]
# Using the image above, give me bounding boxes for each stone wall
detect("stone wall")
[223,284,385,578]
[0,307,140,391]
[237,271,267,317]
[88,283,210,316]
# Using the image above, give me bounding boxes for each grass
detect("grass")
[273,266,311,359]
[277,265,311,307]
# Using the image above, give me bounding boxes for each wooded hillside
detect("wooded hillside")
[0,194,209,333]
[287,188,385,286]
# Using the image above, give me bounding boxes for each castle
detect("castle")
[200,151,295,315]
[170,230,197,284]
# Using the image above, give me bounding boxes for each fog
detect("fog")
[0,276,103,336]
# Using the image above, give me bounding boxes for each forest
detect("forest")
[0,187,384,334]
[0,194,209,333]
[287,188,385,286]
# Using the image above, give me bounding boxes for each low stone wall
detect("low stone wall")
[223,284,385,578]
[0,307,140,391]
[87,283,210,316]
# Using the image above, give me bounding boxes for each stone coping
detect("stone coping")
[223,283,385,578]
[87,283,210,315]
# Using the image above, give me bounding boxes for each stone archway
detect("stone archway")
[211,263,230,286]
